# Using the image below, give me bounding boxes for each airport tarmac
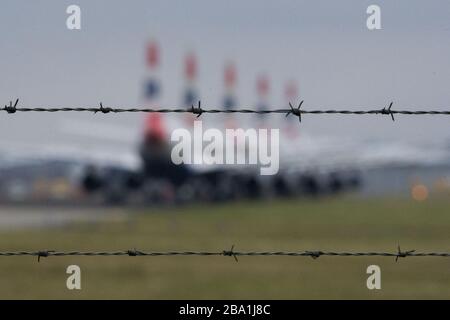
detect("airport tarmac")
[0,206,128,230]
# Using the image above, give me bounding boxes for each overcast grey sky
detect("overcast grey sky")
[1,0,450,159]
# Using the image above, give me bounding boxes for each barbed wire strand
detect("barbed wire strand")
[3,100,450,121]
[1,246,449,262]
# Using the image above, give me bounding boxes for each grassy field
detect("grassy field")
[0,197,450,299]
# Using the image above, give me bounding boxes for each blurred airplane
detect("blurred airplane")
[79,41,362,204]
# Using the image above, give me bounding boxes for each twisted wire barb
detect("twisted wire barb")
[1,246,449,262]
[3,99,450,120]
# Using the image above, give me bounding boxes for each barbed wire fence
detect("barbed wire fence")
[1,246,450,262]
[1,99,450,263]
[3,99,450,121]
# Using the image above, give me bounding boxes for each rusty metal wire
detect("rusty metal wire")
[1,246,449,262]
[3,99,450,121]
